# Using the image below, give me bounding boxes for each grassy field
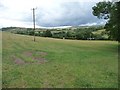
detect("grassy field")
[2,32,118,88]
[0,31,2,89]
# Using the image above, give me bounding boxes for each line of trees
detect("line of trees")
[1,24,107,40]
[13,28,108,40]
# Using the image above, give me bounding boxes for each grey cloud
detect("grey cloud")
[28,2,106,27]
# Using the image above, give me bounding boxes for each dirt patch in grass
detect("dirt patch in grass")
[23,51,33,57]
[12,56,25,65]
[13,51,48,65]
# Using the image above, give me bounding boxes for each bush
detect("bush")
[76,31,93,40]
[43,30,52,37]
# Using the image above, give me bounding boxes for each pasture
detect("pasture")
[2,32,118,88]
[0,31,2,89]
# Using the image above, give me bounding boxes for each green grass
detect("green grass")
[2,32,118,88]
[0,31,2,89]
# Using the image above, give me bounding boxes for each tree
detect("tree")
[76,31,93,40]
[66,31,76,39]
[76,32,84,40]
[43,30,52,37]
[92,1,112,19]
[27,28,34,35]
[92,1,120,41]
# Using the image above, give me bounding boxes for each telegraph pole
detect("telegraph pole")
[32,8,36,42]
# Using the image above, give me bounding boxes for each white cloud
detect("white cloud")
[0,18,40,28]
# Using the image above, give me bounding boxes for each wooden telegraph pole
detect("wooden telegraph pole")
[32,8,36,42]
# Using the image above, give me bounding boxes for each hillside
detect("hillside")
[1,25,108,40]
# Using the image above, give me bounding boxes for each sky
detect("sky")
[0,0,109,28]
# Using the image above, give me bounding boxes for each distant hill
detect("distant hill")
[1,25,109,40]
[1,25,104,31]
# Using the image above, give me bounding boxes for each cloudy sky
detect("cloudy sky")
[0,0,108,28]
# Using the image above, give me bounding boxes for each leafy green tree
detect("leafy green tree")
[76,31,93,40]
[76,32,84,40]
[92,1,120,41]
[92,1,112,19]
[66,31,76,39]
[43,30,52,37]
[27,28,34,35]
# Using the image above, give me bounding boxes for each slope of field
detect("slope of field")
[2,32,118,88]
[92,29,109,39]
